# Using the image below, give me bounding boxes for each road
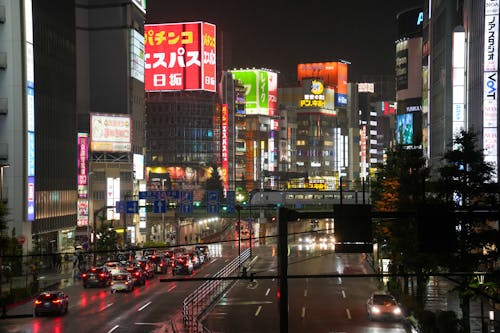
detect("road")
[202,220,409,332]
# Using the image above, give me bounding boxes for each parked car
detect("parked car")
[33,291,69,316]
[171,255,193,275]
[366,292,404,321]
[125,265,147,286]
[110,272,135,293]
[81,266,113,288]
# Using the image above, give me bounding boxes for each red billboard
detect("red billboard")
[297,62,348,95]
[144,21,216,92]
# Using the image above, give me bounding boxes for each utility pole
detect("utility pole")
[277,207,289,333]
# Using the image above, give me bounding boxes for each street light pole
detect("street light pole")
[236,204,241,266]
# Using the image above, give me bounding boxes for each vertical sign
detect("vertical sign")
[484,0,499,181]
[25,0,35,221]
[180,191,193,214]
[206,191,219,214]
[107,177,120,220]
[221,104,229,191]
[77,133,89,227]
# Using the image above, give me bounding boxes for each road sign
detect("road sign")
[116,201,126,213]
[126,201,139,214]
[180,191,193,214]
[206,191,219,214]
[153,200,167,213]
[139,190,179,200]
[226,190,235,213]
[116,201,139,214]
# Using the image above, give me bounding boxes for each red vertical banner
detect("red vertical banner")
[202,22,216,92]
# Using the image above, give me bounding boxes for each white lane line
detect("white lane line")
[338,277,342,284]
[265,288,270,296]
[341,290,346,298]
[301,306,306,318]
[100,303,114,311]
[167,284,176,292]
[346,308,351,319]
[107,325,119,333]
[138,301,152,311]
[304,289,308,297]
[254,305,262,316]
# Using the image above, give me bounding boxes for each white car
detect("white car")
[110,272,134,293]
[366,292,404,321]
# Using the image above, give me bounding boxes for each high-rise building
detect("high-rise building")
[76,0,146,247]
[0,0,78,255]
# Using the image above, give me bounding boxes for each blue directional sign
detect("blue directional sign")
[226,190,236,214]
[180,191,193,214]
[116,201,126,213]
[139,190,179,200]
[206,191,220,214]
[153,200,167,213]
[116,201,139,213]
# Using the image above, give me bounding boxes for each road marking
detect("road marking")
[341,290,346,298]
[167,285,176,292]
[301,306,306,318]
[265,288,270,296]
[338,277,342,284]
[100,303,114,311]
[346,308,351,319]
[134,322,158,325]
[304,289,308,297]
[254,305,262,316]
[107,325,119,333]
[138,301,152,311]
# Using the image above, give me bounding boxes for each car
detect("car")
[81,266,112,288]
[148,254,168,274]
[104,261,125,275]
[171,255,193,275]
[366,292,404,321]
[136,259,155,278]
[195,245,210,262]
[110,272,135,293]
[125,265,147,286]
[34,291,69,316]
[187,251,202,268]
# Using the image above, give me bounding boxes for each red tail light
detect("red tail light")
[134,272,139,276]
[34,300,42,305]
[91,268,96,272]
[81,273,87,278]
[99,273,106,278]
[52,299,62,304]
[276,290,281,299]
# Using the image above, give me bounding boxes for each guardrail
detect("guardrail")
[183,248,251,333]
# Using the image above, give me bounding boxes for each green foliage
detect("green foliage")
[434,129,496,208]
[203,162,224,205]
[95,221,119,252]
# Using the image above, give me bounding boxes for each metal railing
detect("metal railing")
[182,248,251,332]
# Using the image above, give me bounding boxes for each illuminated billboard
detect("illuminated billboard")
[90,114,131,152]
[221,104,229,191]
[144,21,216,92]
[130,29,145,83]
[298,79,335,112]
[231,69,278,116]
[297,62,348,107]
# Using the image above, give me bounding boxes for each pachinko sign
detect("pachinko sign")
[144,22,216,92]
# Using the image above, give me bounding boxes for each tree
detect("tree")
[371,145,433,311]
[432,129,498,333]
[203,162,224,205]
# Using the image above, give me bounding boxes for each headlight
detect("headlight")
[393,307,402,315]
[371,306,381,314]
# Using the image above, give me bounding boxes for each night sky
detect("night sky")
[146,0,423,84]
